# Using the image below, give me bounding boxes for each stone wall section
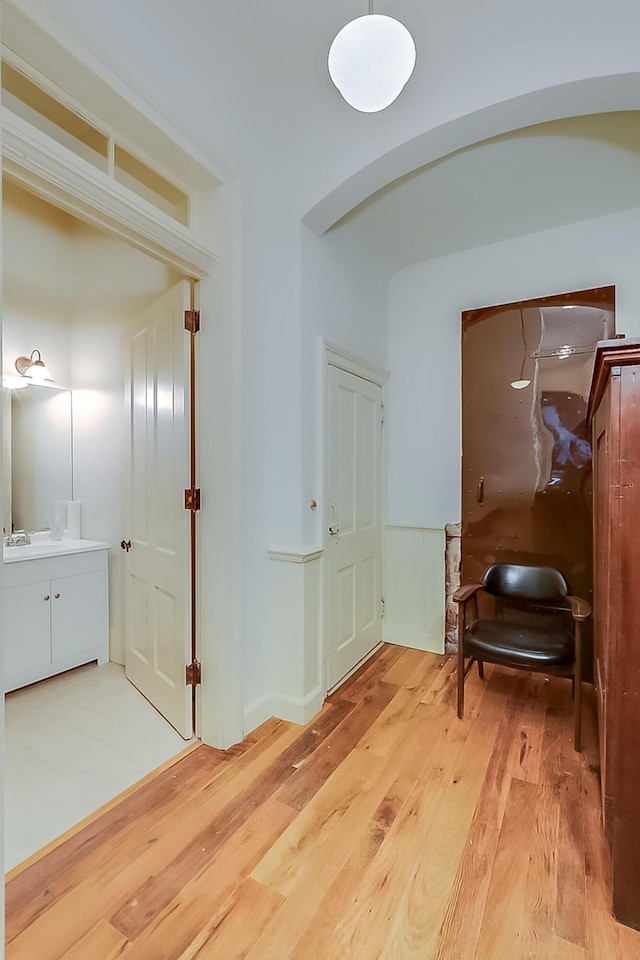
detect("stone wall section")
[444,522,461,654]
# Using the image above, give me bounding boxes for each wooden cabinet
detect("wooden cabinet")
[3,545,109,692]
[588,339,640,930]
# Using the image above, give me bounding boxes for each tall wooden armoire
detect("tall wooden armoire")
[588,338,640,930]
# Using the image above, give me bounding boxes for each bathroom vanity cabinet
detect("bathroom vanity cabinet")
[3,542,109,692]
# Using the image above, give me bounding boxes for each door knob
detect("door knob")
[120,539,132,553]
[329,526,340,536]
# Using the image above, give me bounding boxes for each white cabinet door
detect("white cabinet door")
[4,580,52,682]
[51,571,108,663]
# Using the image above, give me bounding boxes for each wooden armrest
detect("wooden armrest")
[567,595,592,620]
[453,583,484,604]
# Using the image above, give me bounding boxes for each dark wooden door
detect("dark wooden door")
[461,288,615,622]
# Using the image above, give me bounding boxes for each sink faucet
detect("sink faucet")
[4,530,31,546]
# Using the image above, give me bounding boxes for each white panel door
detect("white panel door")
[125,280,192,738]
[327,365,383,688]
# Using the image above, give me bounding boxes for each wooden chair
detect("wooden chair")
[453,563,591,751]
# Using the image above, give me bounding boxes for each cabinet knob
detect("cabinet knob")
[54,593,61,599]
[44,595,50,601]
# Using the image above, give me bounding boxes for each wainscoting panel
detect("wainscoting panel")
[244,550,324,731]
[384,526,445,653]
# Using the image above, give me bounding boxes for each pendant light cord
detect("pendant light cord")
[518,308,527,380]
[368,0,373,13]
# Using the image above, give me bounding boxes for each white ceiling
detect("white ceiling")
[35,1,640,276]
[328,112,640,274]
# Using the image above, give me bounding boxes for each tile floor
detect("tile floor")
[4,661,190,871]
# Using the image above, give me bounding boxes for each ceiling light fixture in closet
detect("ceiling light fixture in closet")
[328,1,416,113]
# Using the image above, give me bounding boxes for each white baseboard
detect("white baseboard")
[109,628,124,666]
[243,685,326,734]
[243,694,275,737]
[272,686,325,726]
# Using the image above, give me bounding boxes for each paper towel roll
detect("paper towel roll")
[66,501,81,540]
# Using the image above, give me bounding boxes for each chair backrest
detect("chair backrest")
[482,563,569,602]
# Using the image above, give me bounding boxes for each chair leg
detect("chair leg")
[574,679,582,752]
[574,622,582,753]
[477,659,484,680]
[457,649,465,720]
[457,609,465,720]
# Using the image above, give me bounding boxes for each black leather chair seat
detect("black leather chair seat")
[466,618,574,670]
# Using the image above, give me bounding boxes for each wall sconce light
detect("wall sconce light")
[15,349,54,384]
[328,1,416,113]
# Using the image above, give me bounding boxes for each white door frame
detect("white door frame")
[0,3,245,749]
[321,340,389,695]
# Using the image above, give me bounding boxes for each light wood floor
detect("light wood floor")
[6,645,640,959]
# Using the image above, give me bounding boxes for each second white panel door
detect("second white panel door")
[326,365,383,689]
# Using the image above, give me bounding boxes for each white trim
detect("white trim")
[244,686,325,732]
[2,110,216,278]
[386,524,444,533]
[323,339,389,387]
[272,686,325,726]
[268,549,324,564]
[2,0,231,185]
[321,340,389,697]
[243,694,275,736]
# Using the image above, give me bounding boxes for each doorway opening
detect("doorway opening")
[459,286,615,674]
[2,181,195,870]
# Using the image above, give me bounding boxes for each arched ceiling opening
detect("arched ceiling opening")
[303,74,640,237]
[317,109,640,277]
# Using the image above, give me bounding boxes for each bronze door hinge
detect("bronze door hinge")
[184,309,200,333]
[186,659,202,686]
[184,487,201,511]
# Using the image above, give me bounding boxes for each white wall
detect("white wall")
[300,221,390,545]
[387,205,640,533]
[3,183,72,387]
[242,217,391,726]
[3,184,74,534]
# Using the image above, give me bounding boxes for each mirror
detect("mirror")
[4,384,72,534]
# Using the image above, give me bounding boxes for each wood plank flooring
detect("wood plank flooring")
[7,644,640,959]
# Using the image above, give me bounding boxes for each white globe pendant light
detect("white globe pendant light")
[328,4,416,113]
